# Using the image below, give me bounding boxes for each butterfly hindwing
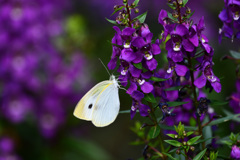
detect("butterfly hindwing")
[73,80,112,121]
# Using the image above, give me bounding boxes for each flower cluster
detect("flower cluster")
[108,24,161,119]
[159,8,221,93]
[0,0,87,138]
[219,0,240,42]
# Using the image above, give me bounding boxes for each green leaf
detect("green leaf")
[148,125,161,139]
[133,0,140,6]
[159,124,197,131]
[166,134,177,139]
[133,63,142,69]
[164,140,182,147]
[164,86,182,91]
[186,131,194,137]
[167,3,176,10]
[132,11,148,23]
[185,11,195,20]
[223,110,240,122]
[150,77,168,82]
[167,101,189,107]
[183,0,189,7]
[167,12,178,22]
[144,93,157,103]
[230,50,240,59]
[105,18,118,25]
[206,113,240,126]
[163,152,177,160]
[187,136,202,145]
[111,6,124,16]
[193,148,207,160]
[210,100,229,106]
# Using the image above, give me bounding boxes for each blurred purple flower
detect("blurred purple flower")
[231,145,240,159]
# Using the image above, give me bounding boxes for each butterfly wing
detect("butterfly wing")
[73,80,112,121]
[91,82,120,127]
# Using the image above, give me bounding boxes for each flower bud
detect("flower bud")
[172,12,179,18]
[135,8,139,13]
[190,146,195,151]
[178,0,183,5]
[174,135,178,139]
[183,141,187,146]
[114,5,119,10]
[186,7,191,14]
[172,1,177,6]
[176,149,181,155]
[123,0,128,3]
[168,0,172,2]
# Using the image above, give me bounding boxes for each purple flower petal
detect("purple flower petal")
[107,57,118,70]
[129,65,142,78]
[170,50,183,62]
[139,103,150,117]
[127,81,137,94]
[152,43,161,55]
[131,90,144,101]
[158,9,168,26]
[120,49,136,62]
[182,39,195,52]
[211,81,222,93]
[175,64,188,76]
[141,71,152,79]
[188,34,199,47]
[141,81,153,93]
[194,74,207,88]
[146,58,158,71]
[132,37,146,48]
[133,52,143,63]
[172,24,188,37]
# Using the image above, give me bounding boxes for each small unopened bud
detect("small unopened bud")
[174,135,178,139]
[131,2,135,7]
[176,149,181,155]
[168,0,172,2]
[123,0,128,3]
[135,8,139,13]
[190,146,195,151]
[172,12,179,18]
[186,7,191,14]
[134,20,140,28]
[183,141,187,146]
[183,131,187,137]
[178,0,183,5]
[172,1,177,6]
[114,5,119,10]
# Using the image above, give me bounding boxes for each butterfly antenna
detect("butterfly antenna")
[98,58,111,76]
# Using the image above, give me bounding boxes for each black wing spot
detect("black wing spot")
[88,104,93,109]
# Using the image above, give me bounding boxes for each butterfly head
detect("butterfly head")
[110,75,120,88]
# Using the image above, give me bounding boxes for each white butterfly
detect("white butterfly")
[73,75,120,127]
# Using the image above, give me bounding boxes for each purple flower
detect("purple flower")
[231,145,240,159]
[219,0,240,41]
[194,61,221,93]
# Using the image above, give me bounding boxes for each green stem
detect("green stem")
[187,54,205,149]
[148,103,167,160]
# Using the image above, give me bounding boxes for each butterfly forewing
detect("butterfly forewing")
[91,82,120,127]
[73,81,112,121]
